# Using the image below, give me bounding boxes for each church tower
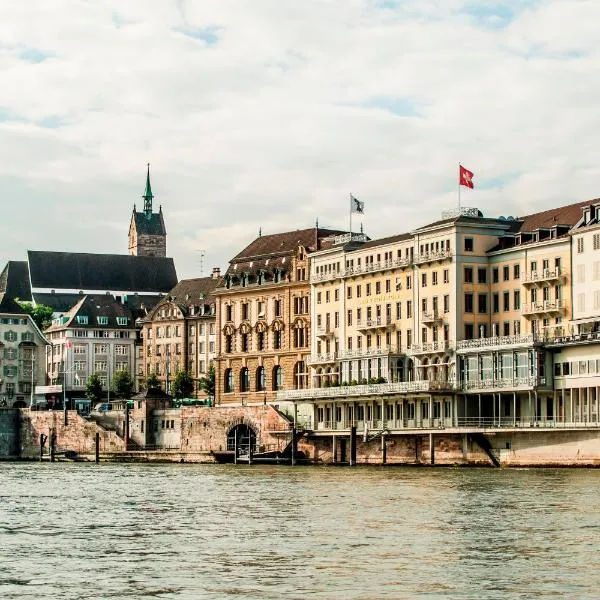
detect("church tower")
[128,164,167,257]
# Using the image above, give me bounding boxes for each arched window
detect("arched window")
[272,366,283,391]
[256,366,266,391]
[240,367,250,392]
[224,368,234,393]
[294,361,307,389]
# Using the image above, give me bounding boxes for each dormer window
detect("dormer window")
[76,315,88,325]
[116,317,128,326]
[97,316,108,325]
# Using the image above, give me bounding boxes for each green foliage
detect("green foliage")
[112,369,135,399]
[198,365,215,399]
[145,372,161,390]
[17,301,54,331]
[171,370,195,399]
[86,373,103,403]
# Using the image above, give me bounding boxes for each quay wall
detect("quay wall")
[0,409,20,458]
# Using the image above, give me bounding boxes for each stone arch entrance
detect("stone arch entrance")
[226,424,257,453]
[12,400,27,408]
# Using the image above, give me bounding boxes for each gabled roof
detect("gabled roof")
[517,199,594,231]
[0,293,26,315]
[0,261,32,302]
[131,210,166,236]
[45,294,135,332]
[27,250,177,293]
[231,227,348,262]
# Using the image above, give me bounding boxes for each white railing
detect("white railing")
[276,380,431,401]
[422,311,442,324]
[308,353,338,364]
[338,345,405,359]
[456,334,537,350]
[461,376,546,391]
[408,341,452,354]
[344,256,412,278]
[414,249,452,264]
[441,207,480,219]
[523,267,563,283]
[316,325,334,336]
[522,299,566,315]
[311,271,342,283]
[356,317,393,330]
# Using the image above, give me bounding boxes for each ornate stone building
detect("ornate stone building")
[141,272,221,395]
[128,164,167,257]
[214,227,347,406]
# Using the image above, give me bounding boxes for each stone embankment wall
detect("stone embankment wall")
[180,405,292,453]
[0,409,20,458]
[21,410,125,458]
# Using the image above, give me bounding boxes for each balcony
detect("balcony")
[456,334,538,352]
[276,380,432,401]
[421,311,443,325]
[523,267,565,284]
[316,325,335,338]
[522,299,566,315]
[408,341,452,355]
[308,353,338,365]
[460,376,546,392]
[338,345,405,360]
[311,271,342,284]
[545,331,600,347]
[356,317,394,331]
[343,256,412,278]
[414,249,452,265]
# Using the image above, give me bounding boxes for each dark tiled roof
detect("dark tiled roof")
[231,228,348,262]
[0,293,26,315]
[45,294,135,332]
[359,232,412,250]
[0,261,32,302]
[517,199,594,231]
[33,293,85,313]
[167,277,221,306]
[27,251,177,293]
[132,210,166,236]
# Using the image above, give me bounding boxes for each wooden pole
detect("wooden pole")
[350,426,357,466]
[95,432,100,463]
[234,429,238,465]
[291,427,297,466]
[50,431,56,462]
[430,433,435,465]
[381,433,387,465]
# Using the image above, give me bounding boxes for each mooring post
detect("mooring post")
[234,429,238,465]
[95,432,100,464]
[291,427,297,466]
[429,433,435,465]
[39,433,46,462]
[248,439,253,465]
[50,431,56,462]
[124,402,130,451]
[381,433,387,465]
[350,426,357,466]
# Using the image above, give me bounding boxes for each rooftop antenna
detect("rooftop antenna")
[198,250,206,276]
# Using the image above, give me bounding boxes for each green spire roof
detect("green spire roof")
[143,163,153,217]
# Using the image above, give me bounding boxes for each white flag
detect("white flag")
[350,194,364,214]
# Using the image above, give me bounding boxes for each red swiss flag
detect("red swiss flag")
[459,165,474,189]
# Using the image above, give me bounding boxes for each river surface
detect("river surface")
[1,463,600,599]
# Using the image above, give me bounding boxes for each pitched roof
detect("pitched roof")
[517,199,594,231]
[0,292,26,315]
[27,250,177,293]
[45,294,135,332]
[359,232,412,250]
[132,210,166,236]
[167,277,221,306]
[0,261,32,302]
[231,228,348,262]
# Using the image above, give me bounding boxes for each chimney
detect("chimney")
[212,267,221,278]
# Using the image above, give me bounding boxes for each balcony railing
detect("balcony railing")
[456,334,538,351]
[344,256,412,278]
[338,345,405,360]
[460,376,546,391]
[356,317,394,330]
[308,352,338,365]
[523,267,564,284]
[311,271,342,283]
[276,380,431,401]
[421,311,443,325]
[414,249,452,264]
[316,325,335,337]
[522,299,566,315]
[408,341,452,354]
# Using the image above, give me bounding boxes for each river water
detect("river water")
[1,463,600,599]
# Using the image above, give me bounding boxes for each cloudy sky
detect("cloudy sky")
[1,0,598,279]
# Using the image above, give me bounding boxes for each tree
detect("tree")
[112,369,135,399]
[198,365,215,401]
[171,370,194,399]
[17,301,54,331]
[86,374,103,404]
[145,372,161,390]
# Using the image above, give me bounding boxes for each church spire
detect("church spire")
[143,163,154,218]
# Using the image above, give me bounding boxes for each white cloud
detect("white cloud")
[1,0,599,278]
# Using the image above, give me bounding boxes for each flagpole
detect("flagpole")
[349,193,352,233]
[458,163,461,211]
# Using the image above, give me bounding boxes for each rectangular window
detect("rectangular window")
[503,266,510,281]
[421,273,427,287]
[347,286,352,299]
[503,291,510,311]
[478,268,487,284]
[366,283,371,296]
[432,272,438,286]
[375,282,381,294]
[478,294,488,314]
[443,295,449,313]
[465,293,473,313]
[492,293,499,313]
[116,317,127,326]
[464,267,473,283]
[514,264,520,279]
[443,269,449,284]
[577,237,584,254]
[492,267,499,283]
[407,301,412,318]
[514,290,521,311]
[464,237,474,252]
